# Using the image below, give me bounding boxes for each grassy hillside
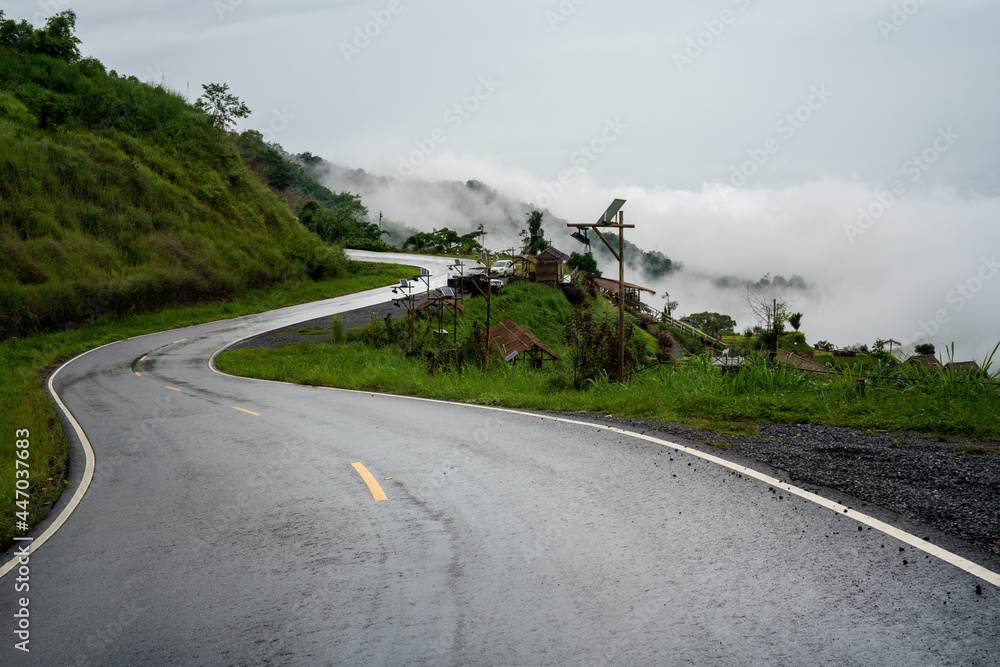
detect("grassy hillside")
[0,11,390,548]
[0,15,344,339]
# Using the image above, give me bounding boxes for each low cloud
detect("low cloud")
[308,151,1000,364]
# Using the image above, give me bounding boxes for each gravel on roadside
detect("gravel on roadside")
[565,413,1000,560]
[225,301,406,352]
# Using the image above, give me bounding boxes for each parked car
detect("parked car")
[490,260,515,277]
[446,274,503,296]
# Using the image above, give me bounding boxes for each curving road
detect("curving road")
[2,251,998,665]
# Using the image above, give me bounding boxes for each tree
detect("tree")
[401,227,483,255]
[267,159,293,191]
[526,210,548,255]
[915,343,935,355]
[789,312,802,331]
[660,298,678,323]
[195,83,250,136]
[0,12,33,52]
[683,311,737,336]
[297,193,383,250]
[567,251,601,277]
[745,279,788,356]
[1,10,80,61]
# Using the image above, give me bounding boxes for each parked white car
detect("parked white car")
[490,260,515,277]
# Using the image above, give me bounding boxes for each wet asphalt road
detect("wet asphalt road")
[1,251,998,666]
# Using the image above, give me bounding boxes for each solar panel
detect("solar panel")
[597,198,626,223]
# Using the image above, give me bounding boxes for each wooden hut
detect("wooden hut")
[516,254,537,281]
[487,319,560,367]
[586,276,656,311]
[906,354,942,370]
[945,360,982,372]
[534,247,569,284]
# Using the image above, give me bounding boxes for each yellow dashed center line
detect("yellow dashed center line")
[134,372,141,377]
[232,407,261,416]
[165,386,181,392]
[172,338,188,344]
[229,323,247,328]
[351,463,388,502]
[139,356,147,361]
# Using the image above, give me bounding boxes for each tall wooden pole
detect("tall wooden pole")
[618,211,625,382]
[566,199,633,382]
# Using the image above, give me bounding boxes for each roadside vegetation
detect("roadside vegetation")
[218,280,1000,443]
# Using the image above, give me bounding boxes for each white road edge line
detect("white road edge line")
[208,344,1000,589]
[0,266,432,575]
[0,345,100,579]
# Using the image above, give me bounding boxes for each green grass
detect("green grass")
[217,334,1000,444]
[1,44,347,338]
[0,261,413,550]
[950,445,998,456]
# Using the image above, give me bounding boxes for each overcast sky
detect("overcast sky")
[11,0,1000,362]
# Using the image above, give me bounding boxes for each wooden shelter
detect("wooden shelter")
[534,247,569,283]
[414,294,464,315]
[516,254,537,280]
[946,360,982,372]
[906,353,942,370]
[877,338,902,356]
[586,276,655,310]
[487,319,560,366]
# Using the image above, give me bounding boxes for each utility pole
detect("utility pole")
[567,199,633,382]
[772,297,778,357]
[446,260,465,348]
[391,279,417,355]
[478,224,492,369]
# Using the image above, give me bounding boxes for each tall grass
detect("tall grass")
[217,340,1000,441]
[1,45,343,338]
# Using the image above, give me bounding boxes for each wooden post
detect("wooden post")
[618,210,625,382]
[565,199,633,382]
[772,298,778,357]
[485,284,491,370]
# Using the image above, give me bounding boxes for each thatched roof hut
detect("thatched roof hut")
[534,247,569,283]
[587,276,655,308]
[487,319,560,366]
[906,354,942,369]
[946,360,982,372]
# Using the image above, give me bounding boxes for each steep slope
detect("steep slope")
[0,13,342,338]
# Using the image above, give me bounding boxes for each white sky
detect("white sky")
[10,0,1000,362]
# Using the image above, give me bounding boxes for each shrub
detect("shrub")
[564,307,637,387]
[358,312,402,348]
[329,314,344,343]
[561,284,586,306]
[656,330,677,361]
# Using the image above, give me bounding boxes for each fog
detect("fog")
[312,158,1000,364]
[19,0,995,361]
